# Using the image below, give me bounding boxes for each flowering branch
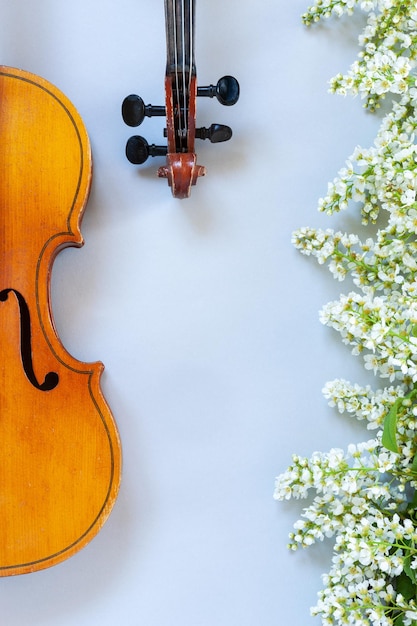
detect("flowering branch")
[275,2,417,625]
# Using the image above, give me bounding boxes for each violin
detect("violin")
[122,0,240,199]
[0,66,121,576]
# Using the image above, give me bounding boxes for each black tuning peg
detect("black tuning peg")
[195,124,233,143]
[197,75,240,106]
[122,95,166,127]
[126,136,167,164]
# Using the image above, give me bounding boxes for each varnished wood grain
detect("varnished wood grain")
[158,75,205,198]
[0,66,121,576]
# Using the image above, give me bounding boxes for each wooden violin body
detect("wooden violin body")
[0,66,121,576]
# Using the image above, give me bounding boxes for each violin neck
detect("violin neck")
[164,0,196,79]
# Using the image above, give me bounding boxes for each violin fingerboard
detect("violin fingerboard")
[164,0,196,77]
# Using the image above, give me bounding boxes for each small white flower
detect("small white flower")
[279,4,417,625]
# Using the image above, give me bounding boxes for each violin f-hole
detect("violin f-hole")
[0,288,59,392]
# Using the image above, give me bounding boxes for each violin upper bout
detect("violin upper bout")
[158,153,206,199]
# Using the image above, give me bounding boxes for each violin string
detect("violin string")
[171,0,193,152]
[189,0,193,123]
[172,0,183,150]
[181,0,187,150]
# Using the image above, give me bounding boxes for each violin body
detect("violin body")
[0,66,121,576]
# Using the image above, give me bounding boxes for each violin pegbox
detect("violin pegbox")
[122,74,239,199]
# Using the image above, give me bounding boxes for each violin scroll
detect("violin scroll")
[122,1,239,198]
[122,74,239,198]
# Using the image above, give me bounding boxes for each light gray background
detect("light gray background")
[0,2,382,624]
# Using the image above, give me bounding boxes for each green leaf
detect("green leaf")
[409,490,417,509]
[382,399,401,453]
[396,571,416,601]
[412,452,417,476]
[403,549,416,584]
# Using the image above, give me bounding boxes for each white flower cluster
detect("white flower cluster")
[302,0,364,24]
[304,0,417,110]
[275,409,417,623]
[313,98,417,224]
[322,379,403,429]
[276,2,417,625]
